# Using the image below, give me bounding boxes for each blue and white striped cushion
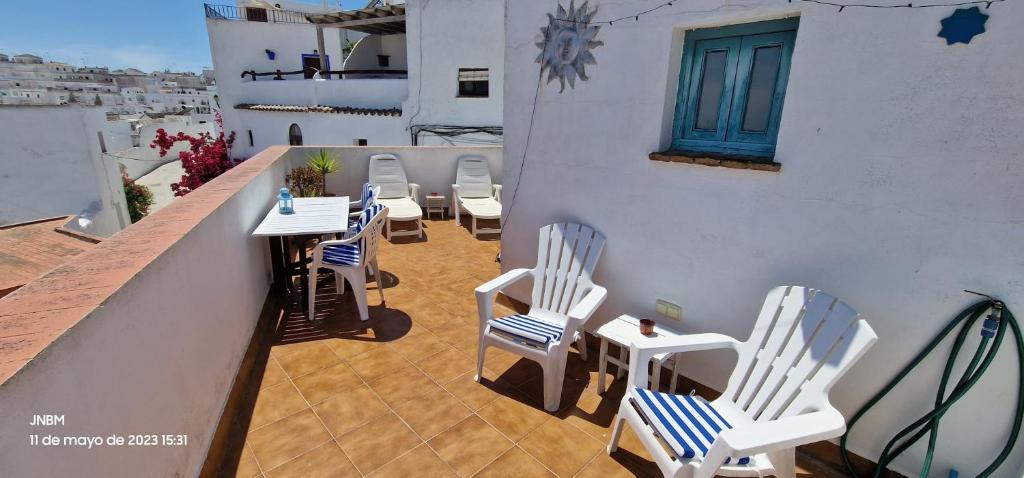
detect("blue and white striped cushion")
[361,182,377,207]
[632,388,750,465]
[322,243,360,266]
[488,314,563,346]
[355,203,385,233]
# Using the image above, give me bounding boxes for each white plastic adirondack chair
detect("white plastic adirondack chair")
[608,286,877,478]
[475,222,607,412]
[368,154,421,239]
[452,156,502,237]
[308,205,388,321]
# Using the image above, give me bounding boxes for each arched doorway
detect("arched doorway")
[288,123,303,146]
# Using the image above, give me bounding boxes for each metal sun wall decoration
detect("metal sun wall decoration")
[938,7,989,45]
[536,1,603,93]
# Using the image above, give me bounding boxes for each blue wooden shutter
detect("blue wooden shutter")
[679,37,740,142]
[725,30,796,149]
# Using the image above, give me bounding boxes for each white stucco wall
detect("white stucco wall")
[232,110,408,158]
[0,149,287,477]
[343,34,409,72]
[503,2,1024,476]
[403,0,504,129]
[232,78,407,107]
[0,105,129,236]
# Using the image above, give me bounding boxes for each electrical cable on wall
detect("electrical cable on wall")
[410,125,503,145]
[555,0,1006,25]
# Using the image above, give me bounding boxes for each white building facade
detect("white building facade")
[206,0,504,158]
[501,2,1024,476]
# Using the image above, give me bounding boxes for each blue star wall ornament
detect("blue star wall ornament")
[938,7,989,45]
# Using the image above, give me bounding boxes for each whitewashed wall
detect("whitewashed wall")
[343,34,409,72]
[232,110,408,158]
[0,148,286,477]
[404,0,505,129]
[0,105,129,236]
[502,1,1024,476]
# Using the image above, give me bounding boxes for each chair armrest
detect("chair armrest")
[493,184,502,203]
[565,285,607,330]
[475,268,532,324]
[408,183,420,204]
[349,210,361,219]
[709,408,846,460]
[349,199,361,208]
[452,184,460,200]
[626,333,740,389]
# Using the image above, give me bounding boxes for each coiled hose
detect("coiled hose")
[839,295,1023,477]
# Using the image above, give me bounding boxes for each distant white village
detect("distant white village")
[0,50,222,236]
[0,52,216,117]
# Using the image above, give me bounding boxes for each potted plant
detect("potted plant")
[307,148,339,196]
[285,165,323,197]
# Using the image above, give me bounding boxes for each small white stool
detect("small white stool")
[594,314,685,394]
[425,194,446,220]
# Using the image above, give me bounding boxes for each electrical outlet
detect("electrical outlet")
[656,299,683,321]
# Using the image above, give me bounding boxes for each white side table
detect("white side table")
[594,314,685,394]
[424,194,446,220]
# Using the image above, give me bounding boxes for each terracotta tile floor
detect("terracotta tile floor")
[222,218,844,477]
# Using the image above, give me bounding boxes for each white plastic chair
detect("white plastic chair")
[308,204,388,321]
[475,222,607,412]
[348,182,380,233]
[607,286,877,478]
[368,154,421,239]
[452,156,502,238]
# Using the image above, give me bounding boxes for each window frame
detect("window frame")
[671,18,799,159]
[457,68,490,98]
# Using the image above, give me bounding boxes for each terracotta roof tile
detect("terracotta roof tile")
[0,217,100,298]
[235,103,402,116]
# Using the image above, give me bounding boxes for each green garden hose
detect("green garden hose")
[839,294,1024,478]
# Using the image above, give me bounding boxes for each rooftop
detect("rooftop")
[0,145,885,477]
[211,219,844,478]
[0,216,100,298]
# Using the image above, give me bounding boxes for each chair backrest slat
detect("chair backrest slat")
[723,286,877,419]
[360,182,379,207]
[353,204,387,265]
[530,223,606,316]
[455,156,494,198]
[368,154,410,199]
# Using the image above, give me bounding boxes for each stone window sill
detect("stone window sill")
[650,150,781,172]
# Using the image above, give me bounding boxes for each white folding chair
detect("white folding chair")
[475,222,607,412]
[368,154,421,239]
[452,156,501,237]
[308,204,388,321]
[608,286,878,478]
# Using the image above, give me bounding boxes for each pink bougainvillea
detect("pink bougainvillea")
[150,112,242,197]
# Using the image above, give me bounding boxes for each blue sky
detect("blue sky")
[0,0,365,73]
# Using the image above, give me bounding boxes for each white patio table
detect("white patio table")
[594,314,687,394]
[252,196,349,309]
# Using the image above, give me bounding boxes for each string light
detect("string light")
[560,0,1006,25]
